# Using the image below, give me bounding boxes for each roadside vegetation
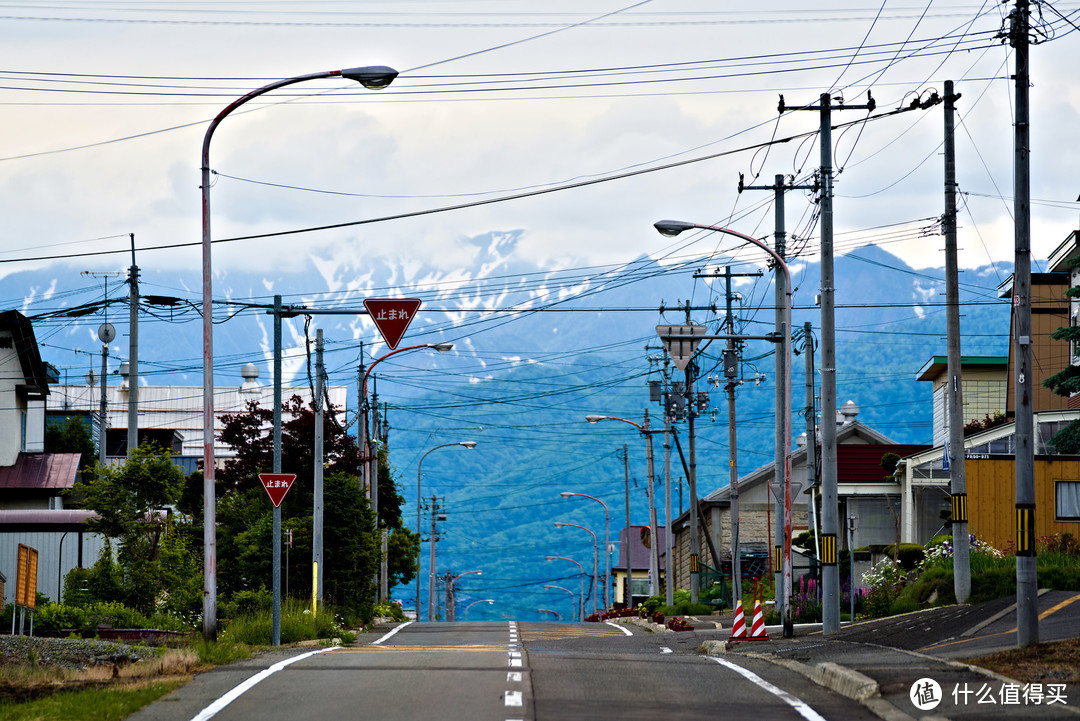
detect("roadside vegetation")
[1,406,415,720]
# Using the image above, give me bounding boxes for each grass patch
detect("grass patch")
[965,637,1080,685]
[0,679,186,721]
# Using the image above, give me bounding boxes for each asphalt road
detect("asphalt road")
[129,620,878,721]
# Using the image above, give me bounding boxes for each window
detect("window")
[1057,481,1080,520]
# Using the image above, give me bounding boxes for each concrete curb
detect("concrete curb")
[809,661,879,702]
[702,640,916,721]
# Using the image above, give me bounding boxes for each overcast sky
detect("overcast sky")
[1,1,1078,286]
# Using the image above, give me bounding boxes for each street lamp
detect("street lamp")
[554,521,599,616]
[653,219,794,636]
[447,569,482,622]
[464,599,494,621]
[543,585,577,622]
[417,441,477,621]
[584,413,661,598]
[361,342,454,602]
[199,64,397,639]
[560,492,611,611]
[545,555,586,622]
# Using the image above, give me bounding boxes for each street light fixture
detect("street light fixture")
[447,569,482,622]
[417,441,477,621]
[464,599,494,621]
[554,521,599,616]
[583,413,661,598]
[199,64,397,640]
[653,219,794,636]
[545,555,586,622]
[559,492,611,611]
[543,584,577,621]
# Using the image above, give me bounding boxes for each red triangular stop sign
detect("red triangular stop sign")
[258,473,297,508]
[363,298,422,350]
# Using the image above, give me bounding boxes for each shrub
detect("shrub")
[1038,565,1080,591]
[881,543,926,570]
[372,601,406,621]
[219,588,272,620]
[862,559,906,618]
[660,602,714,618]
[222,599,350,645]
[970,567,1018,604]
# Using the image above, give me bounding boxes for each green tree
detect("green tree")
[376,446,420,591]
[44,416,96,471]
[76,443,194,613]
[1043,257,1080,453]
[215,398,396,617]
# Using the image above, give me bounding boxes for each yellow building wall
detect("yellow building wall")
[967,458,1080,549]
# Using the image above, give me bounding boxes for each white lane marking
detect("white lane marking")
[604,621,633,637]
[504,690,523,707]
[372,620,414,645]
[189,646,337,721]
[710,657,828,721]
[509,657,523,667]
[507,671,522,682]
[660,647,673,654]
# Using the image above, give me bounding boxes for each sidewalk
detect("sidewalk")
[693,596,1080,720]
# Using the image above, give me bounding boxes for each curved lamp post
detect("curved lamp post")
[545,555,585,622]
[543,584,577,622]
[447,569,482,622]
[653,219,793,635]
[464,599,494,621]
[584,413,661,598]
[554,521,599,616]
[200,64,398,639]
[362,342,453,601]
[560,492,611,611]
[417,441,477,621]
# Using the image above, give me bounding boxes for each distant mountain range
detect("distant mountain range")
[10,234,1017,619]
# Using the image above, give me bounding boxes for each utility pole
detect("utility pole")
[694,265,764,606]
[370,379,381,602]
[1009,0,1038,647]
[623,444,631,607]
[358,343,368,492]
[313,329,325,604]
[662,356,674,607]
[803,323,820,561]
[741,173,814,637]
[444,571,454,622]
[943,80,972,604]
[683,302,701,604]
[271,295,283,646]
[781,90,875,634]
[126,234,138,458]
[427,496,443,622]
[643,410,660,598]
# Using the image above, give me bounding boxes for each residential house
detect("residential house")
[612,524,666,608]
[0,309,108,606]
[900,228,1080,549]
[669,400,928,589]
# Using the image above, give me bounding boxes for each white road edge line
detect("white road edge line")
[372,620,414,645]
[660,647,673,654]
[604,621,633,637]
[710,657,828,721]
[189,646,338,721]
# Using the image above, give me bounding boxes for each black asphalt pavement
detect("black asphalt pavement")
[696,589,1080,720]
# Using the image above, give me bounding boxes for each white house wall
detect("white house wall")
[50,385,348,458]
[0,530,108,606]
[0,336,24,466]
